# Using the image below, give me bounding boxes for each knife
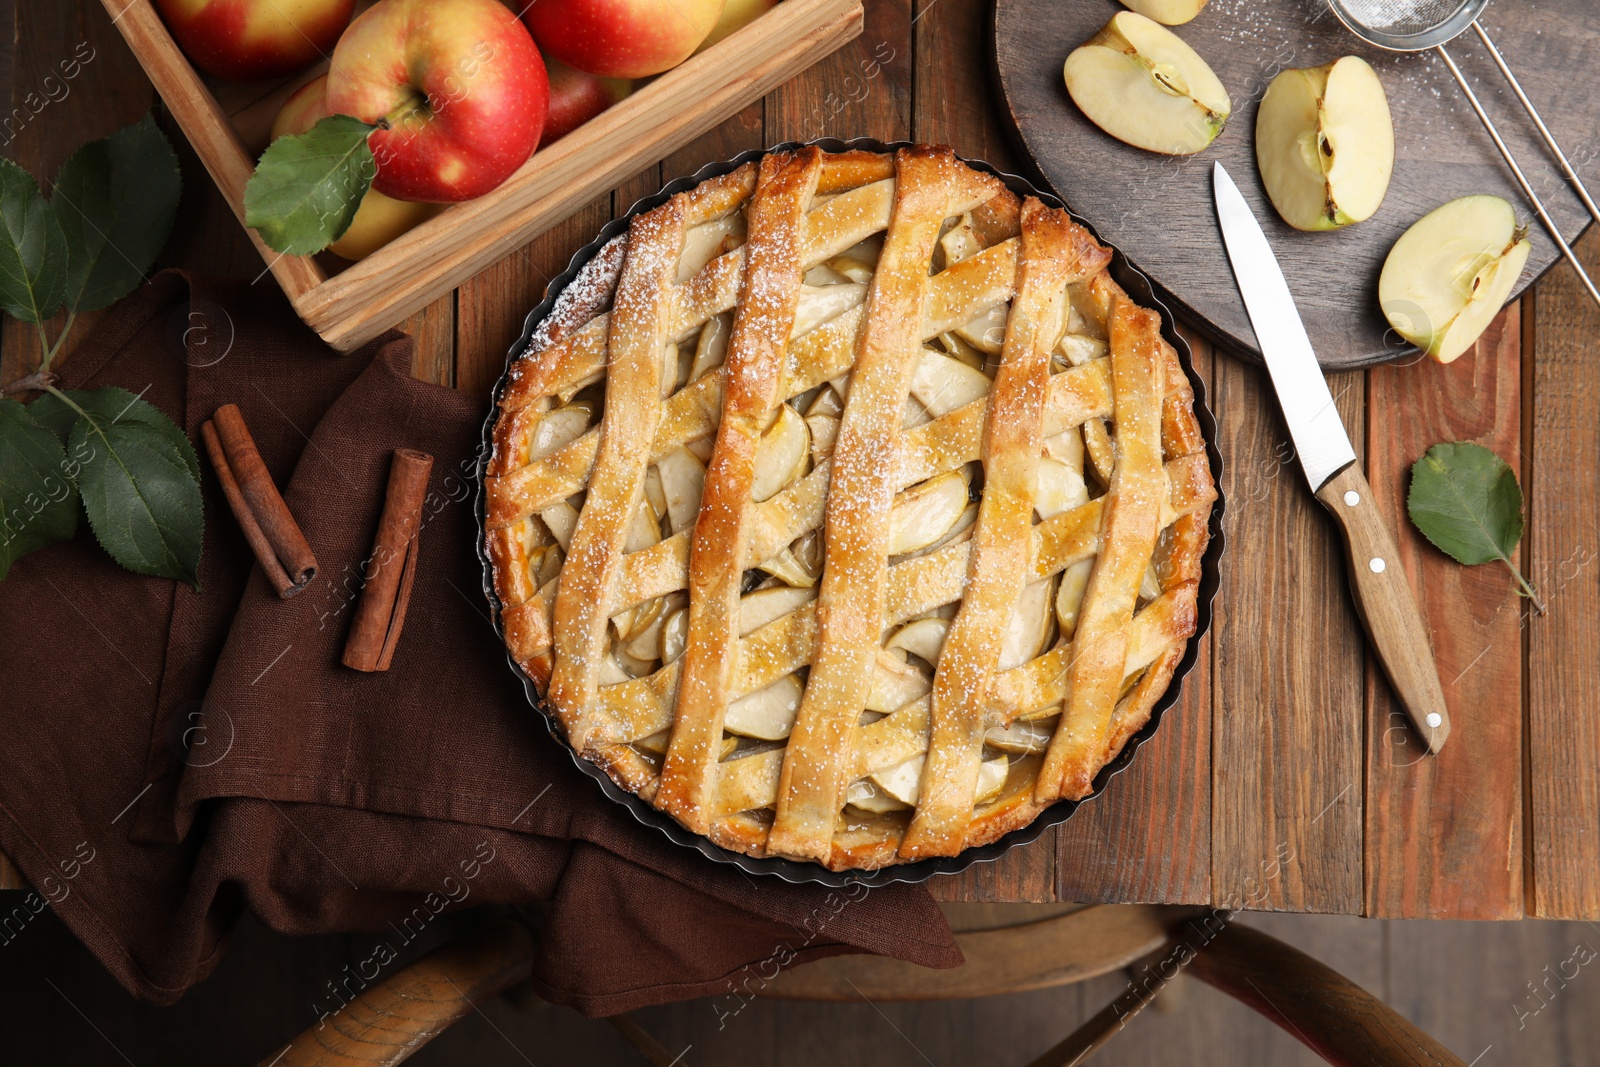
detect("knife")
[1212,162,1451,754]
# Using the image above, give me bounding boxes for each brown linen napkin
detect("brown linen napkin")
[0,271,960,1012]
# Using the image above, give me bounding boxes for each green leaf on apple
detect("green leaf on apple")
[244,114,378,256]
[53,114,183,314]
[0,157,68,326]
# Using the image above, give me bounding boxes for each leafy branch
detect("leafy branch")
[0,114,199,585]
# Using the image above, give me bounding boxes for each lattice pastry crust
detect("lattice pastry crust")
[485,146,1216,870]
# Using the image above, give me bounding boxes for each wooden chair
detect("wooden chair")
[259,903,1466,1066]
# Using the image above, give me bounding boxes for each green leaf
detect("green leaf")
[60,387,200,483]
[53,114,182,314]
[243,114,377,255]
[69,392,202,587]
[1408,441,1540,605]
[25,390,77,443]
[0,397,79,578]
[0,157,67,324]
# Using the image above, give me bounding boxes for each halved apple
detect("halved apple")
[1120,0,1208,25]
[1379,195,1532,364]
[1257,56,1393,231]
[1063,11,1231,155]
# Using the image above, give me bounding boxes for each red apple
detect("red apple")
[271,76,443,260]
[524,0,726,80]
[326,0,549,203]
[541,58,632,147]
[153,0,355,82]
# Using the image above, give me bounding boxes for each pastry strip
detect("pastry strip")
[903,199,1109,858]
[1038,297,1167,801]
[658,148,823,831]
[768,148,1005,862]
[547,196,691,751]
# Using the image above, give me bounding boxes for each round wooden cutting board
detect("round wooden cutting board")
[992,0,1600,367]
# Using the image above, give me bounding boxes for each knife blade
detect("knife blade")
[1212,162,1355,491]
[1212,162,1451,754]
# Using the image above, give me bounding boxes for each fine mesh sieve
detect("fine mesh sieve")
[1328,0,1600,307]
[1334,0,1480,44]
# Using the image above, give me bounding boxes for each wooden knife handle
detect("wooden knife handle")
[1314,463,1451,754]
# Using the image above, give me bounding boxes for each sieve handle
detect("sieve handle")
[1471,23,1600,227]
[1437,42,1600,309]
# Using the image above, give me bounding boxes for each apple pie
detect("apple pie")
[484,145,1216,870]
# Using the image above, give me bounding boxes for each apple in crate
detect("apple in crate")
[327,0,548,202]
[271,76,442,260]
[542,58,633,147]
[696,0,779,52]
[152,0,355,81]
[1379,195,1531,364]
[524,0,727,80]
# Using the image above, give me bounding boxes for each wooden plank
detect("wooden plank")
[158,108,275,281]
[612,165,662,222]
[764,0,908,143]
[1052,329,1213,907]
[1210,356,1366,914]
[403,294,454,388]
[910,0,1014,169]
[913,0,1057,906]
[1362,307,1524,920]
[1528,227,1600,920]
[662,101,762,186]
[801,0,1020,904]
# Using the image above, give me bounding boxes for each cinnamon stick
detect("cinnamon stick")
[204,404,318,598]
[343,449,434,672]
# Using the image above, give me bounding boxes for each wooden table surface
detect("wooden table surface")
[3,0,1597,921]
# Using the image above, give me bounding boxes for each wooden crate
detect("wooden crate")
[102,0,864,351]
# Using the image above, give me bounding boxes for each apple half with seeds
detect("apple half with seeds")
[1379,195,1531,364]
[1063,11,1231,155]
[1256,56,1394,231]
[1120,0,1209,26]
